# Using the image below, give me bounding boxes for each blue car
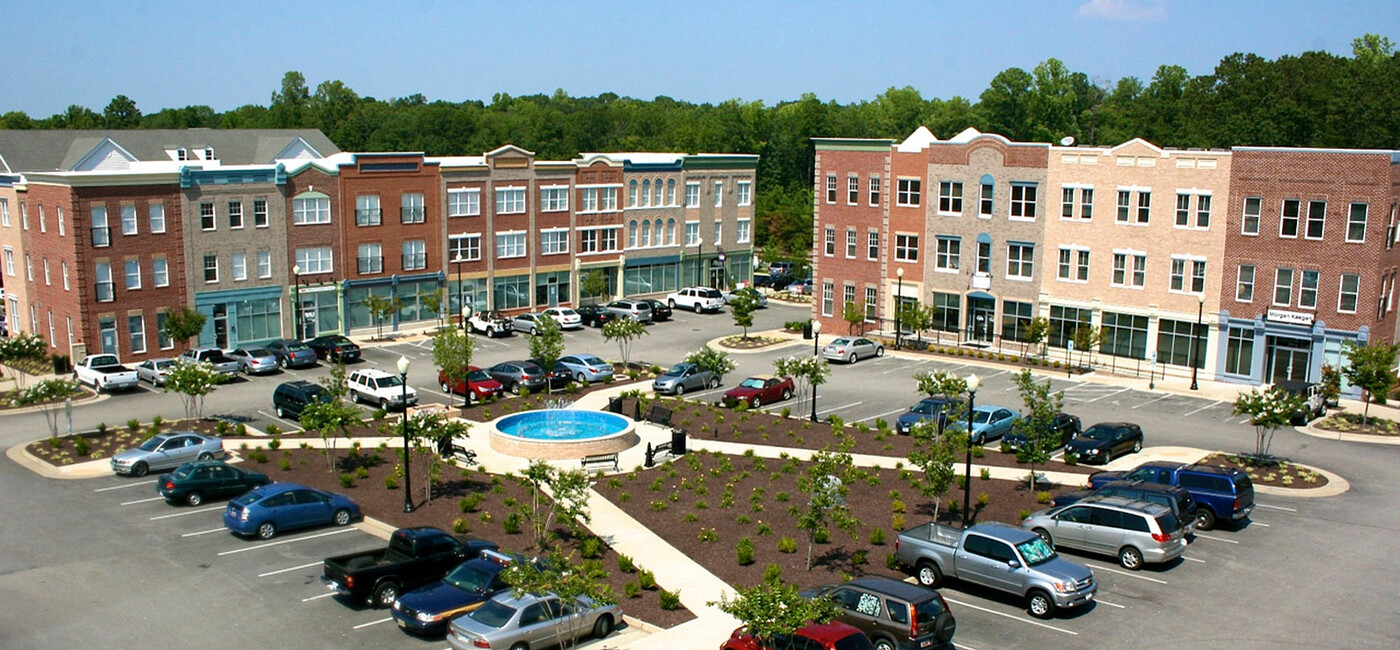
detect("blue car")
[967,405,1021,446]
[555,354,615,384]
[895,396,961,435]
[222,483,359,540]
[392,554,514,636]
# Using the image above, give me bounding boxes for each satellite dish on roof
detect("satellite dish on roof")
[1060,136,1076,146]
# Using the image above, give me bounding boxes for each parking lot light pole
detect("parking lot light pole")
[962,373,980,528]
[454,256,467,329]
[397,355,414,513]
[1066,340,1074,379]
[895,267,904,350]
[460,307,471,409]
[292,264,302,339]
[1190,294,1204,391]
[811,320,822,423]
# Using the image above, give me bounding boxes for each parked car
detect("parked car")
[575,304,616,328]
[323,526,498,608]
[785,278,814,295]
[111,432,224,477]
[1089,461,1255,531]
[1277,379,1327,424]
[895,397,961,435]
[437,366,505,404]
[723,286,768,308]
[822,336,885,364]
[444,591,622,650]
[347,368,419,410]
[1064,422,1144,464]
[767,261,795,276]
[556,354,614,384]
[391,551,517,636]
[135,358,176,387]
[510,312,550,335]
[756,273,794,290]
[801,576,957,650]
[605,299,653,323]
[966,405,1020,445]
[666,287,725,313]
[723,375,795,408]
[305,334,362,362]
[721,621,874,650]
[157,460,269,506]
[180,347,241,377]
[468,311,514,338]
[895,521,1096,619]
[640,298,673,321]
[541,307,583,329]
[223,482,359,540]
[73,353,140,392]
[1003,413,1082,452]
[1051,479,1199,536]
[1023,495,1188,569]
[528,359,576,391]
[653,362,720,396]
[273,380,331,420]
[487,360,549,395]
[266,338,318,368]
[227,347,280,375]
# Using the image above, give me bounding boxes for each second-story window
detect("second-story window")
[356,195,381,226]
[401,193,425,223]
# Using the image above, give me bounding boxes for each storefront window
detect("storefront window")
[1158,318,1206,368]
[1224,327,1254,376]
[1049,305,1092,348]
[494,275,531,310]
[1001,301,1034,341]
[1100,312,1148,359]
[932,292,961,332]
[235,297,282,343]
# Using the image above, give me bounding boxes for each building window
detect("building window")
[843,284,856,314]
[403,240,427,270]
[1191,260,1206,293]
[1280,199,1300,237]
[824,226,836,256]
[930,293,959,332]
[541,230,569,255]
[91,206,110,247]
[714,181,723,207]
[497,232,526,259]
[1060,247,1089,283]
[228,201,244,229]
[496,188,526,215]
[449,234,483,261]
[978,241,993,275]
[627,221,638,248]
[1009,184,1037,220]
[1101,312,1149,359]
[867,231,879,260]
[42,258,50,285]
[155,312,172,349]
[895,234,919,262]
[686,182,700,208]
[62,261,69,290]
[1298,270,1319,309]
[1347,203,1368,243]
[1000,301,1034,341]
[667,219,677,245]
[1081,188,1094,219]
[200,202,215,230]
[540,187,569,212]
[1242,197,1261,235]
[667,179,678,205]
[826,175,837,203]
[979,182,994,217]
[356,244,382,274]
[1196,194,1211,228]
[203,254,218,283]
[1170,257,1186,292]
[95,262,114,301]
[493,274,531,310]
[1274,268,1294,306]
[449,188,481,216]
[1006,242,1034,279]
[121,205,138,235]
[57,206,64,236]
[1062,187,1075,219]
[128,316,146,354]
[1304,200,1326,239]
[253,199,268,227]
[736,180,751,206]
[1136,191,1151,223]
[685,222,699,246]
[153,258,169,287]
[1175,194,1191,227]
[25,254,32,280]
[628,180,638,207]
[1111,253,1129,286]
[640,219,652,247]
[0,198,8,227]
[295,247,333,274]
[737,218,751,244]
[2,247,12,276]
[257,250,271,278]
[641,179,652,206]
[1157,319,1206,368]
[896,179,921,207]
[1224,327,1254,375]
[847,176,859,205]
[292,195,331,224]
[865,287,878,322]
[579,227,618,253]
[821,281,834,317]
[846,229,857,258]
[124,259,141,289]
[938,181,963,215]
[602,186,619,210]
[936,237,961,272]
[579,188,599,212]
[1236,264,1255,301]
[401,193,425,223]
[713,221,722,245]
[1116,190,1131,222]
[869,176,881,206]
[66,316,73,347]
[1048,305,1091,348]
[356,195,381,226]
[1339,274,1360,313]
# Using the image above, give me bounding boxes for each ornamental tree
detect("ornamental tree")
[683,346,736,383]
[1010,369,1064,491]
[527,315,565,394]
[1342,340,1400,422]
[299,362,364,472]
[430,327,473,407]
[1233,386,1305,459]
[12,378,82,439]
[602,317,648,369]
[163,360,228,419]
[0,333,49,388]
[712,577,841,643]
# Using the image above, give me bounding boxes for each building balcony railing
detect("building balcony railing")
[91,226,111,247]
[355,209,382,226]
[400,207,425,223]
[402,254,427,271]
[357,256,383,275]
[95,281,115,302]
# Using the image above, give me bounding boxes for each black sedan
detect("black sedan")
[640,299,672,321]
[576,304,616,328]
[1002,413,1082,452]
[304,334,361,362]
[1065,422,1144,464]
[158,460,269,506]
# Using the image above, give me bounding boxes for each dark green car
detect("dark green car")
[157,461,270,506]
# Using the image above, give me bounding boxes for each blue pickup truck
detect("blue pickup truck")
[1089,461,1254,531]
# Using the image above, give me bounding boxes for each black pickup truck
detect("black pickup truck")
[322,526,498,608]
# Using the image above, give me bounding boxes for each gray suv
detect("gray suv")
[604,299,653,323]
[802,576,956,650]
[1023,495,1187,570]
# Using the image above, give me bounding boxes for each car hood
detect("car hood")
[725,387,761,398]
[472,378,503,390]
[1065,438,1109,453]
[1034,556,1096,585]
[1087,471,1127,487]
[896,412,931,428]
[653,376,679,386]
[112,448,152,463]
[396,580,487,614]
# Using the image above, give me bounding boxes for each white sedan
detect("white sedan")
[541,307,583,329]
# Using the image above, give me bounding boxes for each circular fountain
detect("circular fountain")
[488,402,637,460]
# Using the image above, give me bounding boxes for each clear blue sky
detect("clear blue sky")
[2,0,1396,117]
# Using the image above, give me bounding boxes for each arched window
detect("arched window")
[667,218,677,245]
[641,220,652,247]
[666,179,676,205]
[628,180,638,207]
[653,178,663,205]
[642,180,651,207]
[628,220,638,248]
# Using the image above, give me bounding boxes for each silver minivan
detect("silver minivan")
[1022,495,1186,570]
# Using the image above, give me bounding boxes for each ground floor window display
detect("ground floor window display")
[1000,300,1034,342]
[345,285,393,331]
[297,286,340,339]
[450,278,489,316]
[1157,318,1206,369]
[624,263,678,296]
[396,279,441,324]
[1048,305,1092,348]
[1101,311,1149,360]
[536,271,572,306]
[932,292,961,332]
[494,274,531,310]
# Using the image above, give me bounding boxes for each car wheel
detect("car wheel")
[509,643,528,650]
[576,372,587,383]
[781,388,792,401]
[334,508,352,526]
[1195,508,1217,531]
[441,381,452,393]
[876,346,885,357]
[186,491,203,507]
[668,299,677,309]
[916,560,943,588]
[257,522,277,540]
[1033,528,1053,547]
[1119,546,1144,570]
[847,352,857,364]
[379,398,390,410]
[279,357,288,369]
[1132,440,1142,453]
[373,582,400,608]
[932,611,956,644]
[511,382,522,395]
[1028,589,1055,619]
[674,384,685,396]
[131,461,149,477]
[198,452,214,461]
[592,614,614,639]
[276,406,287,418]
[750,396,761,408]
[873,639,896,650]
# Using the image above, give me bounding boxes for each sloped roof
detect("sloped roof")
[0,129,340,172]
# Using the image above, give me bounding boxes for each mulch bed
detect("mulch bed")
[0,384,100,412]
[1200,452,1330,489]
[719,336,788,350]
[1313,411,1400,436]
[594,450,1076,592]
[25,417,230,465]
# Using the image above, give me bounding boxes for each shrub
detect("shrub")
[617,554,636,573]
[338,473,355,488]
[267,437,282,451]
[1019,509,1032,520]
[658,589,682,610]
[736,537,756,565]
[971,445,985,458]
[127,418,141,432]
[851,549,868,566]
[777,537,797,553]
[1064,452,1079,466]
[479,511,493,524]
[460,493,484,512]
[813,527,830,544]
[650,500,668,512]
[96,422,108,435]
[384,475,398,489]
[886,552,900,571]
[957,476,968,490]
[580,536,606,559]
[999,441,1013,454]
[774,491,790,503]
[74,438,90,456]
[150,415,163,428]
[736,514,751,525]
[638,569,657,590]
[250,450,269,464]
[618,492,632,503]
[980,467,991,481]
[1036,491,1052,504]
[624,582,641,599]
[682,512,699,522]
[763,563,783,583]
[698,528,718,543]
[891,513,905,530]
[265,424,281,436]
[235,423,248,436]
[869,527,886,545]
[891,499,906,514]
[755,522,774,536]
[453,517,471,534]
[503,512,522,534]
[279,457,292,471]
[976,492,990,507]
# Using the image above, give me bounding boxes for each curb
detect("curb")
[1251,463,1350,498]
[1297,422,1400,445]
[0,388,110,416]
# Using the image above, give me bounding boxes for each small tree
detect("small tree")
[0,333,49,388]
[516,460,592,551]
[403,412,470,504]
[1233,386,1306,460]
[299,362,364,472]
[898,302,938,346]
[916,370,968,400]
[684,346,737,383]
[774,355,830,416]
[163,360,227,419]
[581,270,612,305]
[12,378,81,439]
[1010,369,1064,491]
[527,315,565,393]
[160,306,208,351]
[1319,364,1342,406]
[362,294,400,340]
[841,300,865,336]
[731,292,759,339]
[712,577,841,642]
[908,370,970,522]
[796,435,860,570]
[1071,325,1101,369]
[421,289,444,329]
[1343,340,1400,422]
[1023,316,1050,358]
[430,327,474,407]
[602,317,648,369]
[500,549,616,650]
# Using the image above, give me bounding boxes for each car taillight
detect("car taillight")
[345,575,354,588]
[472,639,491,649]
[1233,498,1240,511]
[1152,532,1170,542]
[164,481,174,490]
[908,603,918,638]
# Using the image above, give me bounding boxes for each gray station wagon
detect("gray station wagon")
[1023,495,1187,569]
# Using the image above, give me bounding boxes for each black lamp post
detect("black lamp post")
[1190,294,1204,390]
[397,355,414,513]
[810,320,822,423]
[962,373,980,528]
[695,241,703,287]
[454,256,467,330]
[895,267,904,350]
[292,264,303,340]
[460,306,471,409]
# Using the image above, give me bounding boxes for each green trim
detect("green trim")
[813,138,893,152]
[682,156,760,171]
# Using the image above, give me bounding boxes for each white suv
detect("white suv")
[346,368,419,410]
[666,287,724,313]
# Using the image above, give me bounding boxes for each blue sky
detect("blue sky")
[3,0,1397,117]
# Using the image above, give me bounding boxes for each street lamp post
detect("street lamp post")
[810,320,822,423]
[962,373,980,528]
[453,256,467,329]
[695,241,703,287]
[895,267,904,350]
[460,306,471,409]
[1190,294,1204,390]
[1149,351,1157,391]
[397,355,414,513]
[292,264,303,340]
[1066,340,1075,379]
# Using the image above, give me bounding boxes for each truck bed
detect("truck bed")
[903,522,963,548]
[324,547,413,575]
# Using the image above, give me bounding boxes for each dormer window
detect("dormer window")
[204,147,215,160]
[175,148,188,161]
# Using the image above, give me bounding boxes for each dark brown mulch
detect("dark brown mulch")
[256,446,696,630]
[1201,452,1330,489]
[718,336,788,350]
[0,384,99,412]
[1313,411,1400,436]
[25,417,231,465]
[593,450,1076,592]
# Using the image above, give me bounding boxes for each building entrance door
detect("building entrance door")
[1266,336,1311,383]
[709,267,727,290]
[213,304,229,349]
[547,278,559,307]
[966,296,996,343]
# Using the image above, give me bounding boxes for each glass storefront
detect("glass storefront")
[397,279,440,325]
[1101,312,1148,359]
[234,297,282,343]
[623,263,677,297]
[535,271,572,306]
[494,274,531,310]
[345,284,393,331]
[1049,305,1092,348]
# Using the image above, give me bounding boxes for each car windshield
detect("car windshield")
[972,410,995,425]
[556,309,577,317]
[576,355,605,366]
[910,401,936,415]
[467,369,491,382]
[914,597,946,623]
[285,342,310,351]
[1080,426,1115,441]
[374,376,403,389]
[664,364,690,377]
[1015,537,1058,566]
[171,464,194,479]
[445,563,493,592]
[468,599,517,628]
[138,436,167,452]
[830,338,853,346]
[231,490,264,506]
[248,348,271,357]
[739,378,766,389]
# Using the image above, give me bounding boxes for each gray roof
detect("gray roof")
[0,129,340,173]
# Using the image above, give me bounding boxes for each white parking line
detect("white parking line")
[1062,383,1116,392]
[942,597,1077,635]
[217,528,358,556]
[1083,387,1131,403]
[981,369,1009,379]
[863,408,909,424]
[183,527,227,537]
[953,643,983,650]
[883,359,931,374]
[150,505,224,520]
[353,617,394,630]
[1256,503,1297,512]
[816,401,863,416]
[259,561,323,578]
[1132,393,1174,409]
[1250,521,1270,527]
[1094,598,1126,609]
[1182,556,1206,563]
[1193,533,1239,544]
[1183,400,1223,417]
[421,387,456,401]
[95,480,156,492]
[121,496,166,506]
[302,592,337,602]
[1092,564,1168,584]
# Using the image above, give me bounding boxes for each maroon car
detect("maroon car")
[723,375,795,408]
[437,366,504,403]
[721,621,874,650]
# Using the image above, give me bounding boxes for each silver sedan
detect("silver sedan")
[446,592,620,650]
[821,336,885,363]
[136,358,176,387]
[228,347,280,375]
[110,432,224,477]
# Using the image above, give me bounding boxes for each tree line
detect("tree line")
[3,34,1397,256]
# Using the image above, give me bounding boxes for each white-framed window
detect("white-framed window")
[666,218,677,245]
[652,179,663,206]
[1196,194,1211,228]
[847,176,859,205]
[1280,199,1300,238]
[1060,247,1090,283]
[824,226,836,256]
[295,247,333,274]
[641,179,651,206]
[1241,197,1261,235]
[1338,273,1360,313]
[203,254,219,283]
[67,316,74,347]
[0,198,8,227]
[256,250,271,278]
[1347,203,1368,243]
[1116,190,1131,222]
[1191,259,1206,293]
[627,220,638,248]
[579,227,619,253]
[128,315,146,354]
[95,261,113,302]
[91,206,110,246]
[449,234,483,261]
[356,194,381,226]
[977,240,992,275]
[895,234,919,262]
[541,229,569,255]
[124,259,141,289]
[845,228,857,258]
[685,182,700,208]
[145,203,165,233]
[641,219,652,247]
[1009,183,1038,220]
[821,281,834,317]
[232,253,247,281]
[1168,256,1205,294]
[869,175,881,206]
[1136,191,1151,223]
[448,188,481,216]
[843,284,857,315]
[152,258,169,287]
[292,194,331,225]
[495,187,526,215]
[20,202,28,230]
[667,179,677,206]
[865,286,878,322]
[1273,267,1294,306]
[825,175,837,203]
[496,231,526,259]
[1305,200,1326,239]
[2,247,12,276]
[1006,242,1034,279]
[713,220,722,245]
[121,205,138,235]
[402,240,426,270]
[896,179,921,207]
[1299,269,1319,309]
[979,182,994,217]
[38,205,45,233]
[601,186,618,211]
[867,230,879,260]
[628,179,638,207]
[56,205,64,236]
[579,188,599,212]
[736,218,751,244]
[737,180,752,206]
[43,258,50,285]
[25,253,32,280]
[938,181,964,215]
[1111,251,1146,288]
[714,181,723,207]
[540,186,569,212]
[684,221,700,246]
[253,198,268,227]
[61,261,69,290]
[228,201,244,229]
[1061,187,1076,219]
[200,202,215,230]
[1236,264,1255,302]
[356,243,381,275]
[401,193,425,223]
[936,236,961,272]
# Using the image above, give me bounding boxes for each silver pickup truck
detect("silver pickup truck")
[896,521,1097,619]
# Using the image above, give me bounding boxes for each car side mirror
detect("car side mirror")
[1007,559,1021,568]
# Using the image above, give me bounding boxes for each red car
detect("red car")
[721,621,874,650]
[723,375,795,408]
[437,366,504,403]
